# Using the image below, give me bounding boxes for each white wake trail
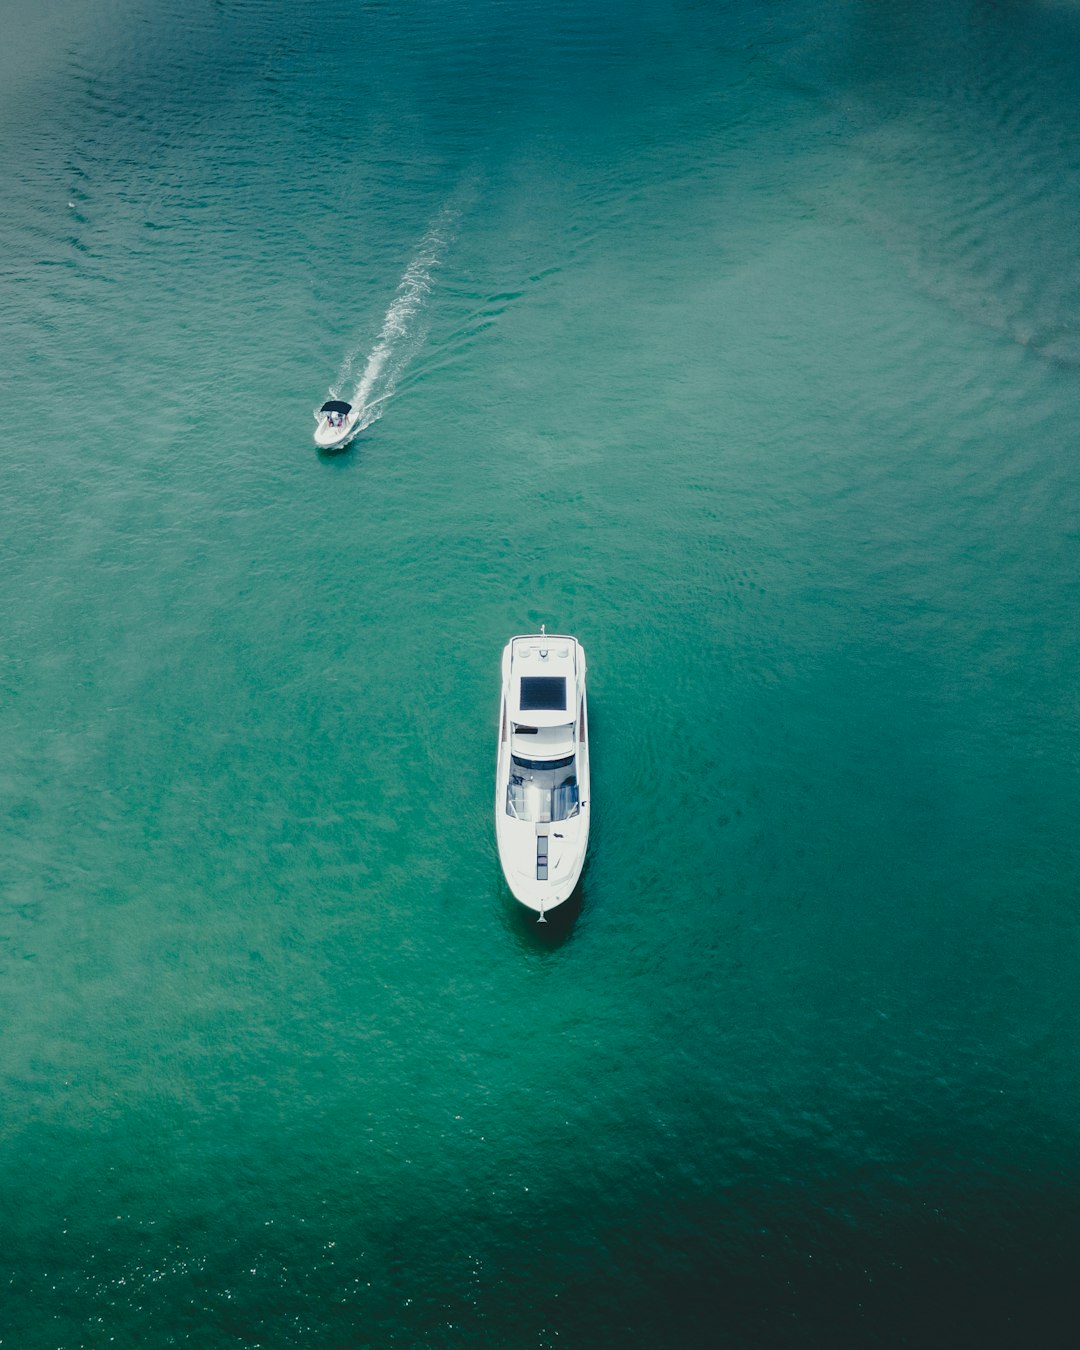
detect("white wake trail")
[328,207,456,434]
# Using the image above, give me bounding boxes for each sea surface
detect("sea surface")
[2,2,1079,1346]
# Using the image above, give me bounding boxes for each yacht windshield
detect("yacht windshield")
[506,754,579,823]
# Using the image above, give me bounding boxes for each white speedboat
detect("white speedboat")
[314,399,360,450]
[496,628,590,921]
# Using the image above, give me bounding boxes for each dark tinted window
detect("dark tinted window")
[512,754,574,772]
[520,676,566,710]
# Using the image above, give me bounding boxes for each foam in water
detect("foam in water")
[327,205,457,435]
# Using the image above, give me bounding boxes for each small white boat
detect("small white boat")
[314,399,360,450]
[496,628,590,921]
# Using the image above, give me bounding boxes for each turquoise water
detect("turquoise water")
[2,1,1079,1344]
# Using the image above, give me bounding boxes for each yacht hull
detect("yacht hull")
[495,634,590,917]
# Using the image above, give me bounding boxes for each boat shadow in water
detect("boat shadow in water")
[316,435,364,463]
[501,875,584,951]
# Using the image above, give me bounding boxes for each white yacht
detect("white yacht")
[314,399,360,450]
[496,629,590,920]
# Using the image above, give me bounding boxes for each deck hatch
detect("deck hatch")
[520,676,566,711]
[536,835,549,881]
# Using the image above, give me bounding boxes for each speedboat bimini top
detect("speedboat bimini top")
[495,628,590,920]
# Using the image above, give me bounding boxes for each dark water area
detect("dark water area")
[1,1,1079,1345]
